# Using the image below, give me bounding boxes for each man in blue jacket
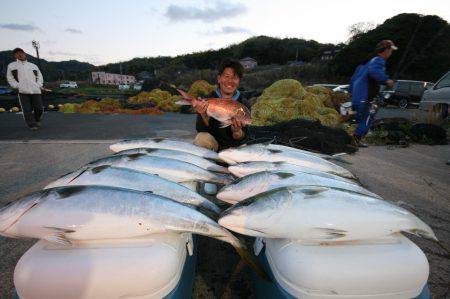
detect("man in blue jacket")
[350,40,397,147]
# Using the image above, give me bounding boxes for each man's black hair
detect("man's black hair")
[218,58,244,79]
[13,48,24,54]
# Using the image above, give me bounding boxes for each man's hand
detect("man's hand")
[194,99,208,115]
[386,79,394,88]
[231,118,245,140]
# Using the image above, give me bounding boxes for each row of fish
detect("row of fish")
[0,138,271,280]
[0,137,437,283]
[207,143,437,244]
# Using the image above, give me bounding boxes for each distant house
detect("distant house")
[321,49,340,61]
[91,71,136,85]
[239,57,257,69]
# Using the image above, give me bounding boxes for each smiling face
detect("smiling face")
[217,67,240,97]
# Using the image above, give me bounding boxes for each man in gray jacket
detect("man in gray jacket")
[7,48,44,130]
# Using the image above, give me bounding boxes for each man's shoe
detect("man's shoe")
[353,135,369,148]
[29,126,38,131]
[36,122,42,127]
[357,140,369,148]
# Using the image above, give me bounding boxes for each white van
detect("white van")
[59,81,78,88]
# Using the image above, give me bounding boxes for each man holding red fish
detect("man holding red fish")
[192,59,250,152]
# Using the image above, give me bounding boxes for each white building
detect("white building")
[91,71,136,85]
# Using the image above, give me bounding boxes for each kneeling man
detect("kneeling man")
[194,58,249,152]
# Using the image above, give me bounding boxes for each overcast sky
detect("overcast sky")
[1,0,449,65]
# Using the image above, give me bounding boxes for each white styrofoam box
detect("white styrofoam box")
[15,233,191,299]
[264,234,429,299]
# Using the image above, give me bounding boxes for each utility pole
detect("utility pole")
[295,47,299,62]
[31,40,41,69]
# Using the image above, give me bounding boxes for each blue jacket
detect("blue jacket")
[350,56,389,105]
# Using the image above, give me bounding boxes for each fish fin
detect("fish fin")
[219,123,231,128]
[127,153,146,160]
[175,100,192,105]
[144,148,158,153]
[54,186,88,199]
[298,186,329,197]
[91,165,110,174]
[275,172,295,179]
[268,149,282,154]
[152,138,166,143]
[261,140,275,146]
[43,227,75,246]
[311,227,347,240]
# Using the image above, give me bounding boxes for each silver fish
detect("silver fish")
[219,144,356,179]
[219,186,437,242]
[87,154,231,184]
[217,171,381,204]
[228,161,355,183]
[110,138,221,161]
[45,165,221,215]
[260,143,348,163]
[0,186,269,280]
[114,148,229,173]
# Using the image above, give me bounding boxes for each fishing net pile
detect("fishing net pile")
[126,80,216,112]
[187,80,216,98]
[127,89,182,112]
[248,119,357,155]
[251,79,350,127]
[59,98,163,115]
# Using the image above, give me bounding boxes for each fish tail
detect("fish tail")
[197,203,222,220]
[234,242,272,282]
[327,154,352,165]
[436,240,450,256]
[405,226,438,242]
[176,88,192,99]
[214,232,271,282]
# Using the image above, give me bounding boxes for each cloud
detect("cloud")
[65,28,82,34]
[48,50,81,57]
[219,26,252,34]
[46,50,99,63]
[165,1,247,22]
[0,23,41,32]
[202,26,252,36]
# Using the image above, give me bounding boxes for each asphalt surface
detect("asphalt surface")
[0,111,449,298]
[0,112,196,140]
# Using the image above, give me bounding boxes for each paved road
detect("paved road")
[0,112,196,140]
[0,112,449,298]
